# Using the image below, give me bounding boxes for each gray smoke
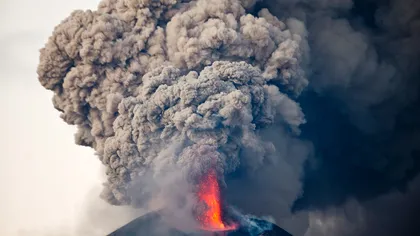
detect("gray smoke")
[264,0,420,131]
[259,0,420,235]
[37,0,420,235]
[37,0,308,229]
[304,175,420,236]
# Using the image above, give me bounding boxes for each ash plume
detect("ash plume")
[37,0,308,230]
[257,0,420,235]
[37,0,420,235]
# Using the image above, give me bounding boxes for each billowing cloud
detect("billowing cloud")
[37,0,420,235]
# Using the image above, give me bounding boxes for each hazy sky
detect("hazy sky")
[0,0,135,235]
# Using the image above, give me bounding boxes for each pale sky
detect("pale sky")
[0,0,135,235]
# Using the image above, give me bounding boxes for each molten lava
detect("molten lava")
[197,169,237,232]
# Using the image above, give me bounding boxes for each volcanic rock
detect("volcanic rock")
[107,211,292,236]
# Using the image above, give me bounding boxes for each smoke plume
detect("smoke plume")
[37,0,420,235]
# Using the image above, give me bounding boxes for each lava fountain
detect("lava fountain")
[197,169,237,232]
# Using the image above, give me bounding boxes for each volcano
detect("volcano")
[107,211,292,236]
[107,170,292,236]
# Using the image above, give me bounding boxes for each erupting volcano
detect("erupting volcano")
[197,169,237,232]
[107,168,295,235]
[37,0,420,234]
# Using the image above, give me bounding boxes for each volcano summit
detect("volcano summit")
[107,211,292,236]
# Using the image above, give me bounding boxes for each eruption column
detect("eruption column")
[197,169,236,231]
[37,0,308,229]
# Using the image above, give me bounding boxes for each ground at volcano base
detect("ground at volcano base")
[107,211,292,236]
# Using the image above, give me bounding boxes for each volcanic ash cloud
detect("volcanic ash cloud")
[37,0,308,216]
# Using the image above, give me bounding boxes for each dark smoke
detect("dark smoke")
[37,0,420,235]
[256,0,420,235]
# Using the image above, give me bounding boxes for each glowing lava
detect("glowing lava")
[197,169,237,232]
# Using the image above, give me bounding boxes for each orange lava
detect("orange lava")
[197,169,237,232]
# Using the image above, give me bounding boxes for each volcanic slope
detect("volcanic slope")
[107,211,292,236]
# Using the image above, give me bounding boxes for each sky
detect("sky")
[0,0,135,235]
